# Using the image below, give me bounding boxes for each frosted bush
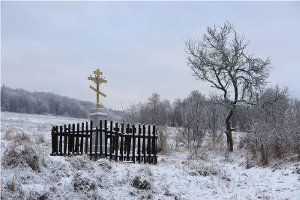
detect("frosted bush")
[2,142,41,172]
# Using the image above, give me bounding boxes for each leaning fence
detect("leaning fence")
[50,120,158,164]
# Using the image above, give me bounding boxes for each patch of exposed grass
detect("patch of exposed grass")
[2,143,41,172]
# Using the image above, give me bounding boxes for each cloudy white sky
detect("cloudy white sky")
[1,1,300,110]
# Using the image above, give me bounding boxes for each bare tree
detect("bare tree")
[185,22,270,151]
[180,91,207,147]
[205,99,226,146]
[122,103,141,123]
[242,86,294,165]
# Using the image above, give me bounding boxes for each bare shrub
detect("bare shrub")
[243,124,294,166]
[96,158,112,172]
[2,143,41,172]
[3,132,13,141]
[28,191,50,200]
[186,161,231,181]
[187,145,208,160]
[175,130,185,152]
[293,164,300,174]
[13,133,31,143]
[36,134,45,144]
[239,87,300,166]
[1,178,25,200]
[2,132,31,143]
[131,176,151,190]
[137,166,153,177]
[245,151,256,169]
[156,126,169,153]
[73,173,97,192]
[163,185,173,196]
[6,179,16,192]
[68,155,90,170]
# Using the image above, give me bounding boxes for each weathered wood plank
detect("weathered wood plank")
[120,123,124,161]
[90,121,93,156]
[104,120,108,158]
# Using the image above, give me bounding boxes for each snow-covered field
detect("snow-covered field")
[1,112,300,199]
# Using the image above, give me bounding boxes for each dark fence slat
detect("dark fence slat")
[100,120,103,157]
[114,122,119,161]
[80,122,84,154]
[64,125,67,155]
[90,121,93,156]
[132,125,136,163]
[51,127,55,155]
[104,120,108,158]
[138,124,141,163]
[109,121,113,161]
[68,124,71,155]
[120,123,124,161]
[76,123,80,155]
[69,124,73,154]
[72,124,76,154]
[152,125,157,164]
[59,126,63,155]
[142,124,146,163]
[126,124,130,161]
[55,126,59,155]
[147,125,151,163]
[85,122,89,154]
[95,126,99,159]
[124,124,129,155]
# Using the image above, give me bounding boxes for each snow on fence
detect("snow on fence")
[50,120,158,164]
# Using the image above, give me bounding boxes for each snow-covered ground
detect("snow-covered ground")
[1,112,300,199]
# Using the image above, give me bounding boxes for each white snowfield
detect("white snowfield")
[1,112,300,199]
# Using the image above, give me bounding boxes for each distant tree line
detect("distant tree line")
[2,84,299,164]
[122,87,300,164]
[1,85,95,118]
[122,91,227,146]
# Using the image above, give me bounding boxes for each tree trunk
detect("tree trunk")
[225,106,235,152]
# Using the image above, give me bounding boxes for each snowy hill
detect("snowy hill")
[1,112,300,199]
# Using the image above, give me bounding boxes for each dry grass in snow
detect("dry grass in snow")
[1,112,300,199]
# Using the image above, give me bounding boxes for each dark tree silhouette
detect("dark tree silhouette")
[185,22,270,151]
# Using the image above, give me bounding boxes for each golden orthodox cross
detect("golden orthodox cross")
[88,69,107,109]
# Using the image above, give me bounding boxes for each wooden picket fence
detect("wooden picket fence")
[50,120,158,164]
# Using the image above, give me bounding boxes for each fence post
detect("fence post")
[67,124,71,155]
[109,121,113,161]
[152,125,157,164]
[76,123,80,155]
[114,122,119,161]
[138,124,141,163]
[95,126,99,160]
[90,121,93,157]
[64,125,67,155]
[59,126,63,155]
[80,122,84,155]
[147,125,151,163]
[85,121,89,154]
[104,120,108,158]
[142,124,146,163]
[71,124,76,154]
[120,123,124,161]
[51,126,56,155]
[100,120,103,157]
[126,124,131,161]
[132,124,136,163]
[54,126,59,155]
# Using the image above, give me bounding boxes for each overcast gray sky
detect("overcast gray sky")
[2,1,300,110]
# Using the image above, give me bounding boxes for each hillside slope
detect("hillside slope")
[1,86,123,120]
